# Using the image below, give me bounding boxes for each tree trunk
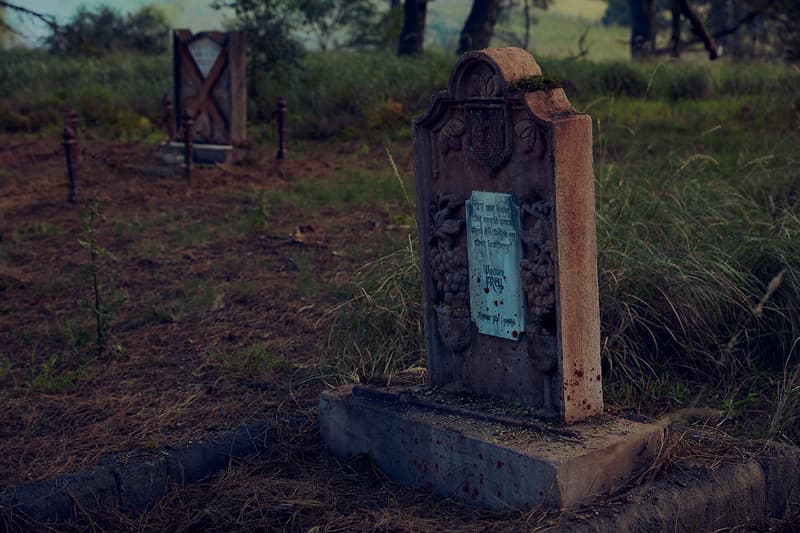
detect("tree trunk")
[398,0,427,56]
[457,0,503,55]
[522,0,531,50]
[670,0,681,57]
[676,0,719,59]
[708,0,728,53]
[629,0,656,59]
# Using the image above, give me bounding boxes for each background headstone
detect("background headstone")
[413,47,602,422]
[173,30,246,147]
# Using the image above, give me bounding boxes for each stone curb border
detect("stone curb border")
[0,420,280,529]
[565,442,800,531]
[2,419,798,531]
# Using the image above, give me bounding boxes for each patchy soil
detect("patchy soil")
[0,133,415,488]
[1,133,798,531]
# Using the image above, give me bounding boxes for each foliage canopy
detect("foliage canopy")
[45,4,169,56]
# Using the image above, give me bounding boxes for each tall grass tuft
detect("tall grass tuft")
[590,93,800,442]
[326,70,800,443]
[324,237,424,385]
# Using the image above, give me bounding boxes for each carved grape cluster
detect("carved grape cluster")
[431,247,468,307]
[520,201,556,333]
[430,193,469,316]
[522,259,555,318]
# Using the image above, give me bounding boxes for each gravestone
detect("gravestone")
[320,48,662,511]
[170,30,246,163]
[415,47,601,422]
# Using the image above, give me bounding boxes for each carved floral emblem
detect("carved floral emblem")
[438,118,465,154]
[467,67,499,97]
[467,105,511,172]
[520,201,556,336]
[514,119,538,153]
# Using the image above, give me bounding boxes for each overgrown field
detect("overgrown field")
[1,49,800,528]
[2,48,798,137]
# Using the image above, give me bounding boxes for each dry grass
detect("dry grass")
[13,415,792,532]
[0,136,414,487]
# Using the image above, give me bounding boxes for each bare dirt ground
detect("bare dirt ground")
[1,134,797,531]
[0,133,412,487]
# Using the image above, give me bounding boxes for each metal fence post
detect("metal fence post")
[182,109,194,185]
[65,107,81,165]
[163,96,176,142]
[276,97,288,161]
[62,126,78,204]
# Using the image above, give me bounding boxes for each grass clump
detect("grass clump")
[0,49,168,135]
[590,94,800,442]
[149,280,226,325]
[265,165,413,213]
[327,66,800,445]
[325,238,424,385]
[259,50,452,137]
[212,342,288,378]
[3,47,799,139]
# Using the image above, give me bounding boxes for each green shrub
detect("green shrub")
[666,67,712,101]
[75,85,117,127]
[46,4,170,56]
[2,48,799,139]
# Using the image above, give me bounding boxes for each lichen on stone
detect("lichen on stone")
[511,75,564,93]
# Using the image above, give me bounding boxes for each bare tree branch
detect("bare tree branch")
[566,26,591,60]
[682,9,762,49]
[0,1,58,30]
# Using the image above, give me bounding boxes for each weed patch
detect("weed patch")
[79,198,125,357]
[150,280,226,324]
[325,238,424,385]
[212,342,290,378]
[28,354,83,393]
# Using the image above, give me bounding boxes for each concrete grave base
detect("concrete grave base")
[319,385,664,511]
[166,142,233,164]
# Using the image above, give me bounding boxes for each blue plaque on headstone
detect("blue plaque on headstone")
[465,191,525,341]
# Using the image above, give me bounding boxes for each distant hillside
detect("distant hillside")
[427,0,627,61]
[10,0,625,60]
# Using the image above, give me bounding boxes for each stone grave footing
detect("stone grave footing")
[319,384,664,512]
[165,141,233,164]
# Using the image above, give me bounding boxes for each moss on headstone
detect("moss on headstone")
[511,75,564,93]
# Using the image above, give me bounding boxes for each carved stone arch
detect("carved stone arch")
[439,48,549,173]
[447,47,542,100]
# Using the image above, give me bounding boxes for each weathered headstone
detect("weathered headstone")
[171,30,246,163]
[320,48,662,511]
[415,47,602,422]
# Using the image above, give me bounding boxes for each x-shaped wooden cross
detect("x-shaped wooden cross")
[178,36,230,139]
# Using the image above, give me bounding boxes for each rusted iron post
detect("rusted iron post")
[62,126,78,204]
[65,107,81,165]
[276,97,287,161]
[182,109,194,185]
[163,96,176,142]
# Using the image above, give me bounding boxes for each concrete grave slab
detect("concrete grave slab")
[320,385,664,511]
[165,141,232,164]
